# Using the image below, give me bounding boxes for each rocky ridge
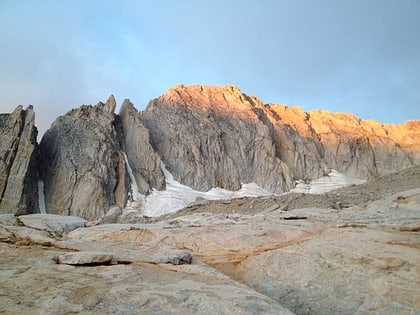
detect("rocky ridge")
[1,84,419,221]
[0,85,419,314]
[149,85,419,192]
[143,85,293,193]
[0,105,38,215]
[39,96,129,220]
[118,99,165,195]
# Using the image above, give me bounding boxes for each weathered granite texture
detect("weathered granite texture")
[39,96,129,220]
[0,105,39,214]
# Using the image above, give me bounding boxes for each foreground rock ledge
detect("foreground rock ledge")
[55,252,114,265]
[0,167,419,314]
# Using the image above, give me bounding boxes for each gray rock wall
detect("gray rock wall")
[2,84,419,219]
[39,96,129,220]
[119,99,165,195]
[143,85,293,194]
[143,85,420,193]
[0,106,39,214]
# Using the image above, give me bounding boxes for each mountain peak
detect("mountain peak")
[151,84,265,122]
[104,94,116,113]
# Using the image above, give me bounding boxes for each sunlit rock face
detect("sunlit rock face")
[142,84,420,194]
[39,96,129,220]
[142,84,293,194]
[23,84,420,221]
[0,105,39,215]
[265,104,420,180]
[264,105,328,181]
[307,110,419,178]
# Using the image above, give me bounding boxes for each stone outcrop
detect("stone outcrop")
[119,99,165,195]
[143,84,293,193]
[39,96,129,221]
[0,105,39,215]
[17,214,87,237]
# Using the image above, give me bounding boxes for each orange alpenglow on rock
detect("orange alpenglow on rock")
[1,84,419,220]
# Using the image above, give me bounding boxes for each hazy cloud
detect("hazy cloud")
[1,0,419,136]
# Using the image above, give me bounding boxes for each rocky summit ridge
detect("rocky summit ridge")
[0,84,419,220]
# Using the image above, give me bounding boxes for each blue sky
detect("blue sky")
[0,0,419,135]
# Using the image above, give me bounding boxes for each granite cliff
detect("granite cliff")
[118,99,165,195]
[0,84,419,220]
[39,96,129,220]
[0,105,38,215]
[143,85,293,193]
[144,84,419,193]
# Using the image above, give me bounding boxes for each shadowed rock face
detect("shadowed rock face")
[119,99,165,195]
[0,105,39,215]
[39,96,129,220]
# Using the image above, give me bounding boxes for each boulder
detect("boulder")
[17,213,87,237]
[55,252,114,265]
[100,206,122,224]
[0,243,294,314]
[153,249,193,265]
[39,96,129,221]
[0,213,18,226]
[0,105,39,214]
[0,224,56,245]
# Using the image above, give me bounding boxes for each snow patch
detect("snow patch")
[142,163,272,217]
[122,160,365,217]
[290,170,366,194]
[123,153,144,210]
[38,181,46,214]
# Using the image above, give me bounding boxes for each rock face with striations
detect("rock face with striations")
[143,85,420,193]
[268,105,420,179]
[3,84,418,220]
[263,104,328,181]
[0,105,39,215]
[143,85,293,193]
[118,99,165,195]
[39,96,129,221]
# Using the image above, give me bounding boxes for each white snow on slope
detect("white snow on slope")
[38,181,47,214]
[290,170,366,194]
[123,154,365,217]
[123,153,143,210]
[142,163,273,217]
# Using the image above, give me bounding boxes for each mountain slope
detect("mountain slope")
[2,84,419,220]
[142,84,419,194]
